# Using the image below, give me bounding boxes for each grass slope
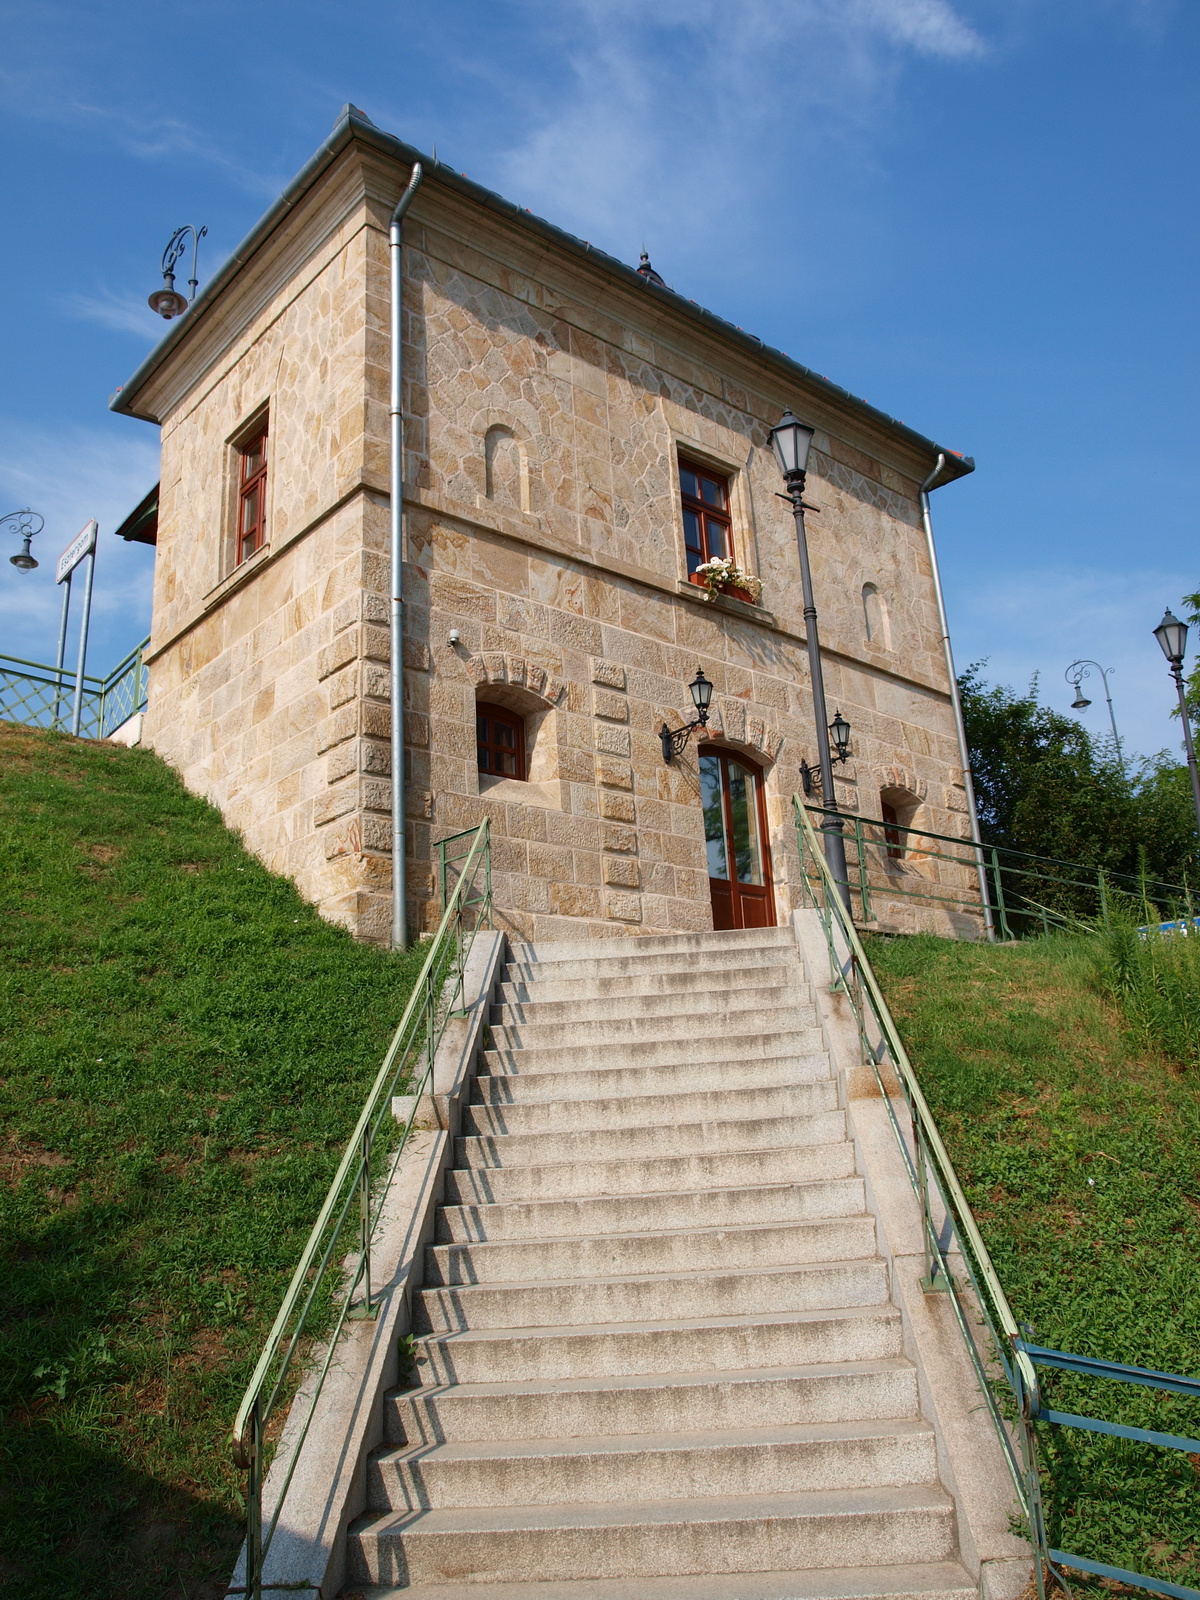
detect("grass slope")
[869,932,1200,1592]
[0,726,424,1599]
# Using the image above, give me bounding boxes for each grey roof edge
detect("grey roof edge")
[109,104,975,486]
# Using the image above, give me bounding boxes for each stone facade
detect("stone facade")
[114,108,983,944]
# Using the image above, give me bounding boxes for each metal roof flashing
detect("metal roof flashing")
[109,105,974,482]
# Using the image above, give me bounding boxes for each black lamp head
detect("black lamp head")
[769,409,815,480]
[829,709,851,761]
[689,668,713,723]
[148,270,189,320]
[1154,608,1188,667]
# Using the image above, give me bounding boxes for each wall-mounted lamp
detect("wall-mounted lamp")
[148,224,208,320]
[3,509,44,571]
[660,669,714,763]
[448,628,461,645]
[801,710,852,796]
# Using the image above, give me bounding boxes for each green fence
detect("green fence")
[0,638,150,740]
[802,802,1190,939]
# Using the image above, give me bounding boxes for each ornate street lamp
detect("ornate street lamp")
[660,669,714,763]
[148,224,208,320]
[1154,609,1200,839]
[1065,659,1122,759]
[769,409,851,912]
[3,509,43,571]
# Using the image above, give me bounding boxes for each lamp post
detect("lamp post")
[148,224,208,320]
[1154,609,1200,841]
[3,508,43,571]
[769,409,851,913]
[1065,659,1122,760]
[660,669,714,762]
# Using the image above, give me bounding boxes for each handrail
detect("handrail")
[800,801,1188,939]
[793,795,1049,1586]
[795,795,1200,1600]
[228,818,491,1599]
[0,636,149,740]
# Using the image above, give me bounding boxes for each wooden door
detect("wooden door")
[700,749,775,930]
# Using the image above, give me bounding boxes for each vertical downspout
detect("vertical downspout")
[920,455,997,941]
[389,162,424,950]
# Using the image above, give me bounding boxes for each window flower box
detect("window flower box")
[691,558,762,607]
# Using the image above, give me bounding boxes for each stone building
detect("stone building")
[111,105,982,944]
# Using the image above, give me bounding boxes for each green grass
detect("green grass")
[0,724,424,1599]
[868,931,1200,1593]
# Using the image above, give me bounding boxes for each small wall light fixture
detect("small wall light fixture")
[660,668,714,763]
[148,224,208,320]
[3,508,44,571]
[801,710,852,796]
[448,628,461,645]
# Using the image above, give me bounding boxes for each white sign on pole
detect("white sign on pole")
[57,520,97,585]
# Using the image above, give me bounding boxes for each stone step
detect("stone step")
[510,927,795,968]
[367,1417,940,1511]
[388,1358,919,1445]
[473,1051,831,1105]
[490,982,806,1028]
[496,960,808,1005]
[486,1004,815,1051]
[459,1078,839,1139]
[347,1482,959,1587]
[455,1109,847,1171]
[349,1558,978,1600]
[481,1028,828,1075]
[423,1215,877,1288]
[435,1175,868,1243]
[409,1306,904,1387]
[413,1256,890,1334]
[443,1140,855,1207]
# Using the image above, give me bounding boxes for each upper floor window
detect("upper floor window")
[679,459,731,577]
[477,703,526,781]
[237,418,269,564]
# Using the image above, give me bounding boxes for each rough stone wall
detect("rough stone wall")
[135,145,982,945]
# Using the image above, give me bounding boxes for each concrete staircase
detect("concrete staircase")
[346,927,977,1599]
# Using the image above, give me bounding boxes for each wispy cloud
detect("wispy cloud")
[61,288,164,341]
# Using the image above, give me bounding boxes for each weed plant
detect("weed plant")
[870,931,1200,1595]
[1098,902,1200,1069]
[0,726,425,1598]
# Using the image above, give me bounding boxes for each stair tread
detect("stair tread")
[394,1355,915,1403]
[411,1305,902,1351]
[373,1415,936,1467]
[355,1480,955,1537]
[439,1176,865,1230]
[417,1250,884,1299]
[348,1558,978,1600]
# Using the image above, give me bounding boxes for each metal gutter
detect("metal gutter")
[920,454,995,941]
[109,107,975,483]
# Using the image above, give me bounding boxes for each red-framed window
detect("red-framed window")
[476,703,526,780]
[679,458,732,577]
[881,801,903,861]
[237,419,269,564]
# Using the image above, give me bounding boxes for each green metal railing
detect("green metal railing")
[802,803,1190,939]
[229,820,491,1599]
[0,637,150,740]
[795,796,1200,1600]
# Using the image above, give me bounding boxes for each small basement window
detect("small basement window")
[236,417,269,564]
[477,703,526,780]
[679,458,732,577]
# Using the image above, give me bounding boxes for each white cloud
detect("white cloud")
[61,288,164,341]
[851,0,986,57]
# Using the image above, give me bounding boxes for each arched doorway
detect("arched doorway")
[700,748,776,930]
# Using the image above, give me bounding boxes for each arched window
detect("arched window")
[862,582,890,649]
[476,702,526,780]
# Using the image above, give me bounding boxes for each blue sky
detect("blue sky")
[1,0,1196,759]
